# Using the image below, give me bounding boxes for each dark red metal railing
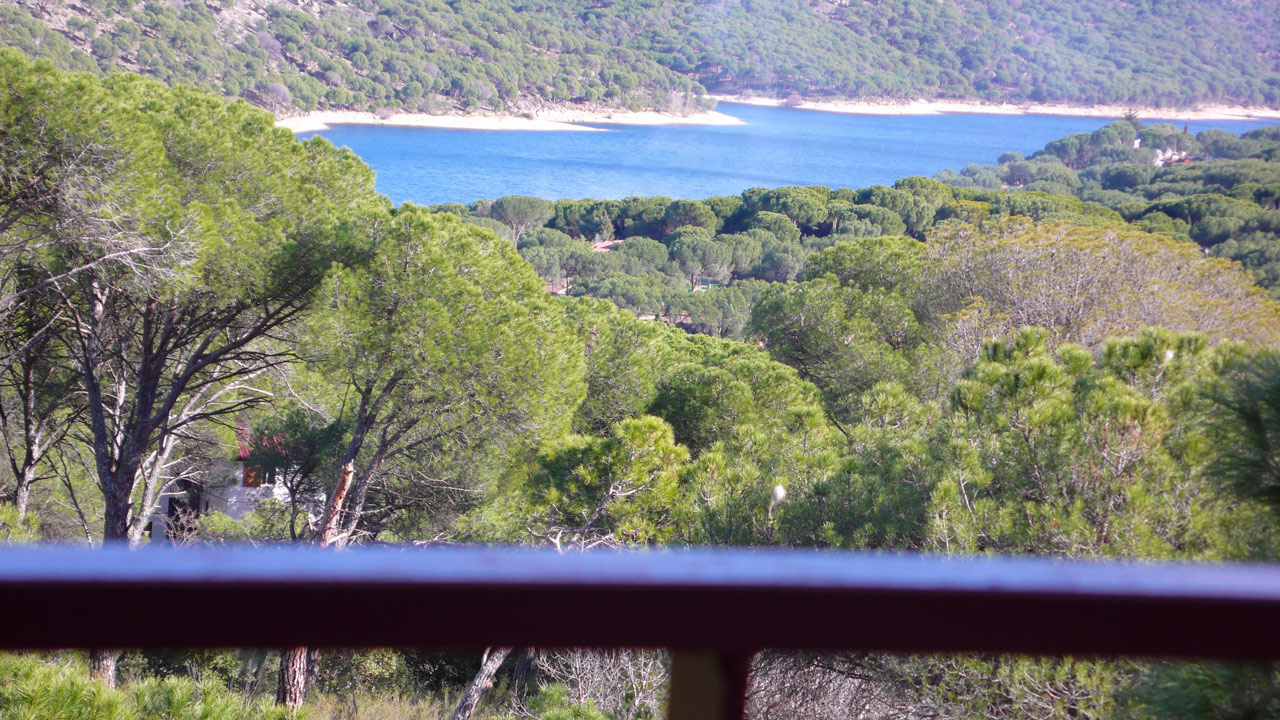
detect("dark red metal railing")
[3,546,1280,719]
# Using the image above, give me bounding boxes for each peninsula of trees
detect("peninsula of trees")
[422,123,1280,345]
[2,0,1278,115]
[934,120,1280,292]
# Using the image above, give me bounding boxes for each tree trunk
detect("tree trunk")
[241,650,267,696]
[101,481,132,543]
[13,473,32,519]
[88,478,135,689]
[450,647,512,720]
[512,647,534,697]
[276,646,308,709]
[317,461,354,549]
[89,648,117,688]
[304,647,321,693]
[273,462,352,709]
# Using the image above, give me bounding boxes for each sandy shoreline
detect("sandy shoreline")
[277,97,1279,134]
[276,107,745,133]
[710,94,1280,122]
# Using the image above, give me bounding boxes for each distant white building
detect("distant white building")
[1153,147,1191,167]
[199,460,299,517]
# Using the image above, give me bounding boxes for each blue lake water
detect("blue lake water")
[300,103,1278,205]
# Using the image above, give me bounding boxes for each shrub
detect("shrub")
[0,654,297,720]
[0,505,39,543]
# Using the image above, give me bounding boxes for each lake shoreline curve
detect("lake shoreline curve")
[710,94,1280,121]
[278,98,1280,134]
[276,107,746,133]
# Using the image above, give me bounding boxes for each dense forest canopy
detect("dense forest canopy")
[571,0,1280,107]
[3,0,1279,114]
[933,119,1280,295]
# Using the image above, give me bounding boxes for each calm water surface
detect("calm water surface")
[300,103,1277,205]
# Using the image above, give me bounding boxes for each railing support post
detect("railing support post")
[667,651,753,720]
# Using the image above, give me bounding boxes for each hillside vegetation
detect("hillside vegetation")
[2,0,1278,114]
[934,121,1280,293]
[0,0,708,114]
[575,0,1280,107]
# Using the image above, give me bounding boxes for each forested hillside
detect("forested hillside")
[0,0,708,114]
[574,0,1280,107]
[7,51,1280,718]
[3,0,1278,114]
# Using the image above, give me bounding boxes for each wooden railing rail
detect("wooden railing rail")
[3,546,1280,719]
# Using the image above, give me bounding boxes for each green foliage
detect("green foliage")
[560,297,674,435]
[195,500,300,544]
[755,186,829,230]
[551,200,619,243]
[466,295,840,547]
[0,654,295,720]
[6,49,1280,720]
[855,185,938,236]
[802,235,923,294]
[662,199,718,236]
[747,210,801,244]
[667,279,769,338]
[519,685,610,720]
[920,220,1280,351]
[0,48,389,542]
[1208,353,1280,518]
[779,381,941,549]
[0,8,98,74]
[912,655,1120,720]
[750,275,925,425]
[299,206,587,542]
[926,328,1275,560]
[937,123,1280,294]
[6,0,1279,113]
[1,1,708,113]
[515,181,1079,324]
[0,505,39,543]
[1125,663,1280,720]
[489,195,553,243]
[569,0,1280,107]
[473,415,692,548]
[778,328,1280,719]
